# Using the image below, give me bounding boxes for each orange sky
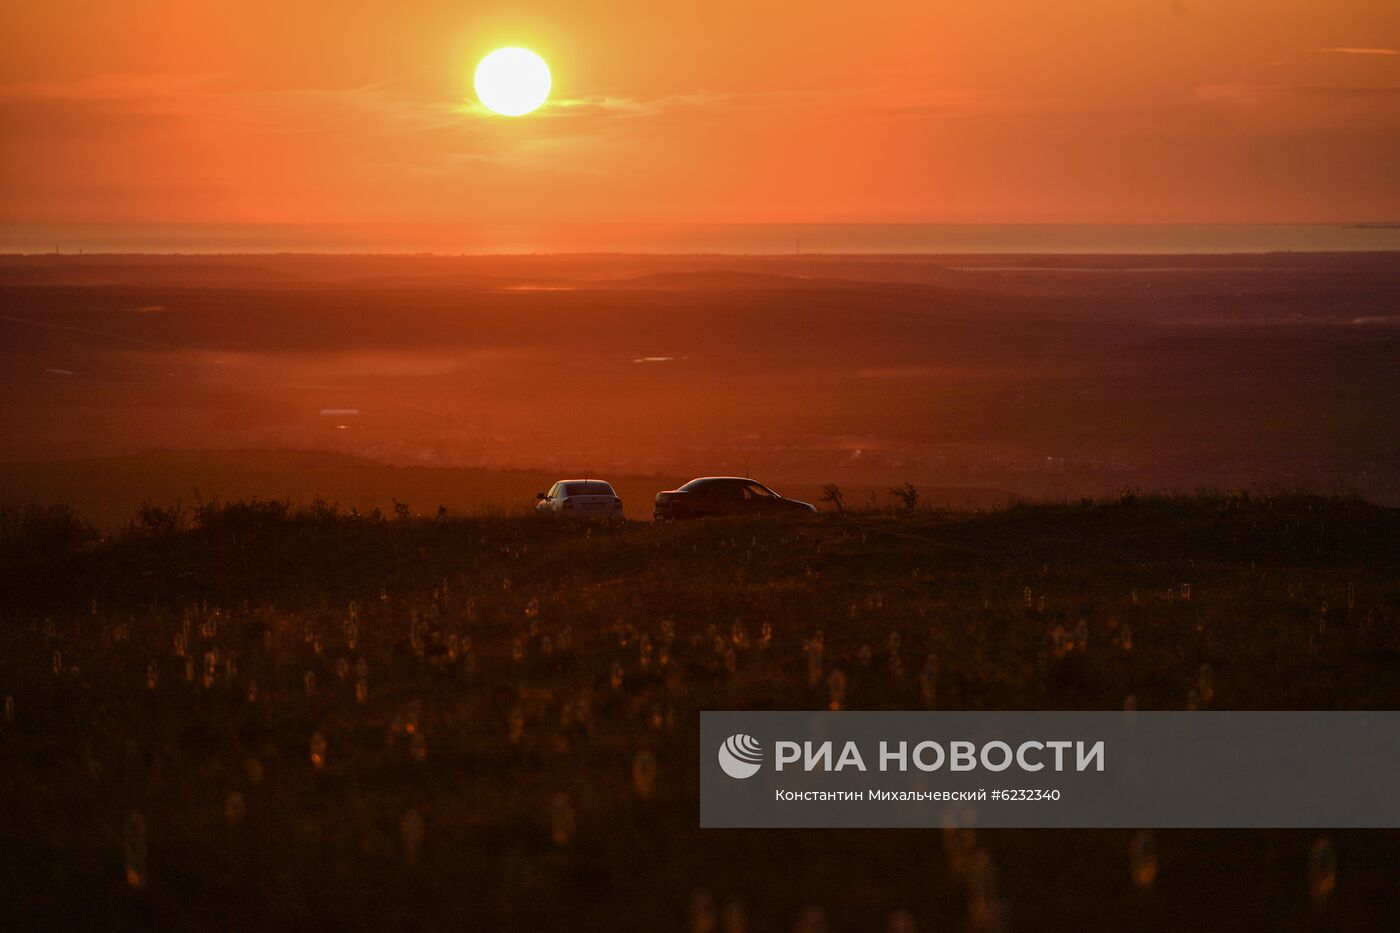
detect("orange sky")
[2,0,1398,226]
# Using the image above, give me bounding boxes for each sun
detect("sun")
[474,47,551,117]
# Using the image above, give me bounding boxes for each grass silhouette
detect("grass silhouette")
[2,493,1399,929]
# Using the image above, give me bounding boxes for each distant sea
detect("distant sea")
[3,223,1399,255]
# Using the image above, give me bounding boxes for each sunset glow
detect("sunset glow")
[2,0,1398,234]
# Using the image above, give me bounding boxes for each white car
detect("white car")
[536,479,624,519]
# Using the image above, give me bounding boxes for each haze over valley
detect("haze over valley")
[3,251,1397,519]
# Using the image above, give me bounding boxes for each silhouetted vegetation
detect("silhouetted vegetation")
[1,493,1399,929]
[820,484,845,511]
[0,502,99,565]
[889,482,920,511]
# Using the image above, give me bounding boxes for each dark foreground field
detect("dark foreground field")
[3,494,1400,930]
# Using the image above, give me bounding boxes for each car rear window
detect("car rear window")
[564,482,614,497]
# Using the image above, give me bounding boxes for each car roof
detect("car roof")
[683,476,760,484]
[556,478,614,484]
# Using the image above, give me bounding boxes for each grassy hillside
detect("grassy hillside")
[2,494,1399,930]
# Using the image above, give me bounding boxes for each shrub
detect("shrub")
[0,502,100,564]
[819,484,845,511]
[192,498,293,541]
[132,501,185,537]
[889,483,919,511]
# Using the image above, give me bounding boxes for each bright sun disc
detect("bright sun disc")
[475,47,551,116]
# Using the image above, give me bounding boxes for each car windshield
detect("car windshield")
[743,483,777,498]
[564,482,614,497]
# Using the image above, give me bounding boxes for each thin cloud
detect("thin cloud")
[1192,81,1400,132]
[1196,82,1400,104]
[0,72,228,102]
[870,88,1100,121]
[1314,47,1399,56]
[455,89,766,121]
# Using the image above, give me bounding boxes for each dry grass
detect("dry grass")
[2,494,1399,930]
